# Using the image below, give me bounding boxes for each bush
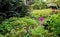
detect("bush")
[31,26,47,37]
[0,17,41,37]
[30,9,52,18]
[43,14,60,36]
[31,0,47,9]
[56,0,60,8]
[0,0,29,23]
[31,3,47,10]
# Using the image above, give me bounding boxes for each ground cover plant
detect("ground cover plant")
[0,17,49,37]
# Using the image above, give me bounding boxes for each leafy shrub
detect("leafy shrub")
[0,0,29,23]
[56,0,60,8]
[31,0,47,9]
[31,3,47,10]
[43,14,60,36]
[30,9,52,18]
[31,26,47,37]
[0,17,40,37]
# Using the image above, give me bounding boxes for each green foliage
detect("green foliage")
[43,14,60,36]
[56,0,60,8]
[31,26,47,37]
[0,17,40,37]
[31,3,47,9]
[0,0,29,23]
[31,0,47,9]
[31,9,52,18]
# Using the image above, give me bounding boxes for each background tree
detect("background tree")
[0,0,29,23]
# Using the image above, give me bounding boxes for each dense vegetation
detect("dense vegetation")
[0,0,29,23]
[0,17,41,37]
[43,14,60,36]
[0,0,60,37]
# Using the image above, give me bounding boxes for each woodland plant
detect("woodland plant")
[0,17,40,37]
[43,14,60,37]
[0,17,53,37]
[31,0,47,9]
[31,9,52,18]
[0,0,29,23]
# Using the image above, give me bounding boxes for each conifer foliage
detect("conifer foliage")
[0,0,29,23]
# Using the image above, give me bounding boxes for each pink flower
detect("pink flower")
[39,17,44,21]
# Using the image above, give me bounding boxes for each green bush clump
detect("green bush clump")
[0,0,29,23]
[31,9,52,18]
[31,26,48,37]
[31,3,47,10]
[0,17,43,37]
[43,14,60,36]
[31,0,47,9]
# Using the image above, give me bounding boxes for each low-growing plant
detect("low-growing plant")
[43,14,60,37]
[30,9,52,18]
[31,26,47,37]
[0,17,40,37]
[31,0,47,9]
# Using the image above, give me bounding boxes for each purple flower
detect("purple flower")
[39,17,44,21]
